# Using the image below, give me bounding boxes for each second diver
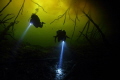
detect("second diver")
[54,30,69,42]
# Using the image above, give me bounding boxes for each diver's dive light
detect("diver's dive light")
[13,23,32,54]
[58,41,65,69]
[30,23,32,26]
[55,41,65,80]
[18,23,32,43]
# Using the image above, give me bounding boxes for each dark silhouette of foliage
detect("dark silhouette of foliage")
[0,22,16,41]
[81,10,109,45]
[0,0,12,13]
[12,0,25,31]
[50,7,71,25]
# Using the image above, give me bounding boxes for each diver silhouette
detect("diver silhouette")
[30,13,45,28]
[54,30,69,42]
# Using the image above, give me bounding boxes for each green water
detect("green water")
[0,0,114,47]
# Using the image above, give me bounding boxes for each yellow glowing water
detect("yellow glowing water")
[0,0,112,47]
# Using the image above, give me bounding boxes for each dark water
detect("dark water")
[0,0,118,80]
[0,41,114,80]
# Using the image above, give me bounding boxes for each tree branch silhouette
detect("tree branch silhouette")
[31,0,47,13]
[12,0,25,30]
[81,10,108,45]
[70,10,80,42]
[0,0,12,13]
[0,22,16,42]
[50,7,70,25]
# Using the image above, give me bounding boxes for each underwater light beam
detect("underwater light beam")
[12,23,32,54]
[58,41,65,69]
[55,41,65,80]
[18,23,32,43]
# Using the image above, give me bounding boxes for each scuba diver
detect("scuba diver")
[54,30,69,42]
[30,13,45,28]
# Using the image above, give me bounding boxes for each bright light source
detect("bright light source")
[30,23,32,26]
[56,68,62,75]
[55,68,64,80]
[62,40,65,44]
